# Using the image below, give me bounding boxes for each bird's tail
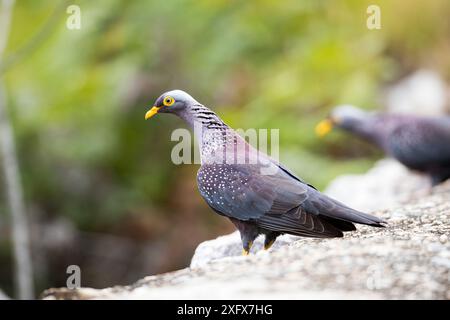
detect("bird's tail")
[306,188,386,228]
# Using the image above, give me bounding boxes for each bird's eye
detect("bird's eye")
[163,96,175,107]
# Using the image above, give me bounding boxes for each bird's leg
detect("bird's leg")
[430,172,449,187]
[264,239,275,251]
[242,240,253,256]
[229,218,259,256]
[241,230,259,256]
[264,232,280,251]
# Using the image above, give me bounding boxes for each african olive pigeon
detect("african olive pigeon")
[316,105,450,186]
[146,91,385,255]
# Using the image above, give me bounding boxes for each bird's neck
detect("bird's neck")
[178,104,227,131]
[178,104,235,163]
[341,117,382,145]
[346,115,409,149]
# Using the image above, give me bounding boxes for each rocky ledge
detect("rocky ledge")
[42,174,450,300]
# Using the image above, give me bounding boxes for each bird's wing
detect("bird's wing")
[268,158,318,190]
[197,163,384,237]
[198,163,308,220]
[388,119,450,170]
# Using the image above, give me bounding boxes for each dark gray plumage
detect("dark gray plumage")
[146,91,385,254]
[318,105,450,186]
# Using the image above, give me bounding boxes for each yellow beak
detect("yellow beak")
[145,106,161,120]
[315,119,334,137]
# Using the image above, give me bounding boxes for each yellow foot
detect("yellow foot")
[242,241,253,256]
[264,240,275,250]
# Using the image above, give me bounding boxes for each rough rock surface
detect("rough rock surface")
[0,289,9,300]
[42,181,450,300]
[190,232,297,269]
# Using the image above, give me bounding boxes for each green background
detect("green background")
[0,0,449,296]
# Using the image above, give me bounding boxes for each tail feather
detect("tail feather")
[320,216,356,231]
[305,189,386,227]
[326,204,386,227]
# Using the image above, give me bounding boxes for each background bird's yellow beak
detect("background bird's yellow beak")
[315,119,334,137]
[145,106,161,120]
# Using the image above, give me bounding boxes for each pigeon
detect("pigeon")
[316,105,450,186]
[146,91,385,255]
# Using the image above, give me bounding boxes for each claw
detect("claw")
[264,240,275,250]
[242,240,253,256]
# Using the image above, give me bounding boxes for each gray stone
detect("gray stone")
[190,232,296,268]
[384,69,449,116]
[41,181,450,300]
[0,289,9,300]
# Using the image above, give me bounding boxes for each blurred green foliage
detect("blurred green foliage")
[0,0,449,293]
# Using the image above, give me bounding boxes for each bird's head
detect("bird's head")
[145,90,198,120]
[315,105,371,137]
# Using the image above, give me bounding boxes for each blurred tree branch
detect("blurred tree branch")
[0,0,69,74]
[0,0,34,299]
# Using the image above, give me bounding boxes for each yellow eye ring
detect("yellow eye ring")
[163,96,175,107]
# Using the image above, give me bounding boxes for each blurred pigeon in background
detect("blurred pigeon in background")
[316,105,450,186]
